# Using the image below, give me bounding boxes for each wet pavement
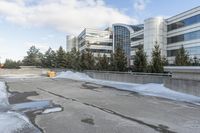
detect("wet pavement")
[2,77,200,133]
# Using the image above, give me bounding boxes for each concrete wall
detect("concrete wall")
[164,66,200,97]
[0,66,50,76]
[86,70,200,97]
[164,78,200,97]
[85,71,169,84]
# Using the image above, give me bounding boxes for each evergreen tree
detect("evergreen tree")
[192,56,200,66]
[96,54,109,71]
[133,45,147,72]
[95,53,102,70]
[3,59,21,69]
[56,46,67,68]
[113,47,127,71]
[23,46,43,66]
[80,51,86,70]
[150,45,164,73]
[81,50,95,70]
[175,46,191,66]
[41,48,56,68]
[69,48,82,70]
[109,53,115,71]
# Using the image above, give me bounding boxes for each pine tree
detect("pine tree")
[150,45,164,73]
[56,46,67,68]
[109,53,115,71]
[23,46,43,66]
[192,56,200,66]
[96,54,109,71]
[80,50,95,70]
[175,46,191,66]
[113,47,127,71]
[42,48,56,68]
[69,48,81,70]
[133,45,147,72]
[3,59,21,69]
[95,53,102,70]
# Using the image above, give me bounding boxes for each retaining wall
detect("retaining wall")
[85,70,200,97]
[164,78,200,97]
[85,71,169,84]
[0,66,49,76]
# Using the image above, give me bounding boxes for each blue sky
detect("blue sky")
[0,0,200,62]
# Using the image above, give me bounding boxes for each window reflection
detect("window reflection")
[167,30,200,44]
[168,14,200,31]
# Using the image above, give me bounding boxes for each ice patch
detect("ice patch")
[42,107,62,114]
[0,82,9,106]
[56,71,200,105]
[11,100,53,112]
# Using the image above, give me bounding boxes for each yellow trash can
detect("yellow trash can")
[47,71,56,78]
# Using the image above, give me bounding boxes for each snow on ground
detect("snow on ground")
[0,81,41,132]
[56,71,91,81]
[56,71,200,105]
[0,82,9,106]
[42,107,62,114]
[0,111,40,133]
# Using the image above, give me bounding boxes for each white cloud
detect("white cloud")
[0,0,137,35]
[134,0,150,11]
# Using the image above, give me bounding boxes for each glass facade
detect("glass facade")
[186,46,200,56]
[113,26,131,59]
[168,14,200,31]
[167,30,200,44]
[167,46,200,57]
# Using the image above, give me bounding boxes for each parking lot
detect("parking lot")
[3,77,200,133]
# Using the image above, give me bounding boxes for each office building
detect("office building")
[130,6,200,64]
[166,6,200,64]
[67,6,200,65]
[77,28,113,57]
[113,24,144,65]
[66,35,78,52]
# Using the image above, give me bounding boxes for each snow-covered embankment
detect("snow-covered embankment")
[56,71,200,105]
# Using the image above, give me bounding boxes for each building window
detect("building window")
[90,49,112,53]
[167,49,178,57]
[167,46,200,57]
[167,30,200,44]
[167,14,200,31]
[113,26,131,58]
[186,46,200,56]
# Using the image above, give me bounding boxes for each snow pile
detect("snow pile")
[56,71,200,105]
[0,82,9,106]
[0,111,40,133]
[0,81,41,132]
[43,107,62,114]
[56,71,92,81]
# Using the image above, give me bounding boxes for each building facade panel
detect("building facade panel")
[144,17,167,62]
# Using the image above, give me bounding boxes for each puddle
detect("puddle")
[9,91,39,104]
[81,118,95,125]
[81,83,102,92]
